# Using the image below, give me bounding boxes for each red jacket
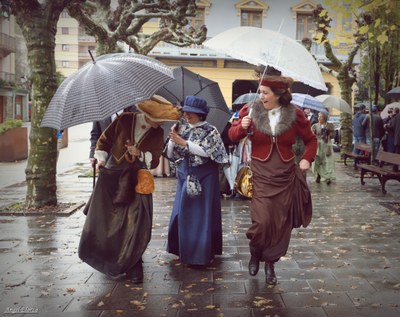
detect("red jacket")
[228,103,317,163]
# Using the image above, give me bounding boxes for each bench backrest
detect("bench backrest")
[355,143,371,153]
[376,150,400,165]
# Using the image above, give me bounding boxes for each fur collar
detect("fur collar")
[251,100,297,136]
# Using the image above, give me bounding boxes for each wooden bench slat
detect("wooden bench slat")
[343,143,372,169]
[359,150,400,194]
[376,151,400,166]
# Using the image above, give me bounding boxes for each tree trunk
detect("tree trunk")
[337,74,356,155]
[11,1,67,207]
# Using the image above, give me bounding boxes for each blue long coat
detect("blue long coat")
[166,121,229,265]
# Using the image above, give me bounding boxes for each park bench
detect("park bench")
[343,143,371,170]
[358,150,400,194]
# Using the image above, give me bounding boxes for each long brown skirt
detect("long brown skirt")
[247,147,312,262]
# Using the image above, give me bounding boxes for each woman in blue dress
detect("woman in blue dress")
[165,96,229,265]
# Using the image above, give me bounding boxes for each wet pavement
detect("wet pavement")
[0,150,400,317]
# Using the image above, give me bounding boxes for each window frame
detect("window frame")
[240,9,263,28]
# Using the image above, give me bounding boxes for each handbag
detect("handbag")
[186,174,202,198]
[234,165,253,198]
[135,169,155,194]
[186,154,202,198]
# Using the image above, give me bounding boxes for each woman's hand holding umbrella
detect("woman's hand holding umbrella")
[169,123,187,147]
[125,140,141,163]
[241,116,252,130]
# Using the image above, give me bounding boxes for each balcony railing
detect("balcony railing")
[0,33,16,57]
[0,71,15,82]
[78,35,96,43]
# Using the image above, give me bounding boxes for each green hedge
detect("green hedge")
[0,119,23,135]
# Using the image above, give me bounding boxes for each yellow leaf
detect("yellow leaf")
[205,305,216,309]
[375,19,381,27]
[331,39,340,46]
[359,25,369,35]
[377,33,388,45]
[116,310,124,315]
[319,9,327,18]
[314,33,323,43]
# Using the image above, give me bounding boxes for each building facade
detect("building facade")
[0,15,29,123]
[52,0,357,112]
[149,0,356,109]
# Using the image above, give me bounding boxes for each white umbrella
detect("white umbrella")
[315,94,352,114]
[380,101,400,119]
[204,26,327,92]
[41,53,175,130]
[291,93,329,113]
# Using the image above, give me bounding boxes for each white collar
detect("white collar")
[269,106,281,116]
[188,121,206,129]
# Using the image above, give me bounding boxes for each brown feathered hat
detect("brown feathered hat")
[136,95,181,122]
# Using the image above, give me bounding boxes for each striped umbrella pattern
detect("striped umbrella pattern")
[291,93,329,113]
[41,53,175,130]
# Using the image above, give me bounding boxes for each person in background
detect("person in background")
[362,105,384,162]
[219,113,237,197]
[165,96,229,266]
[311,112,336,184]
[352,104,367,154]
[387,107,400,171]
[303,107,318,126]
[89,118,112,167]
[79,96,180,283]
[382,107,393,151]
[230,113,252,201]
[384,107,398,153]
[228,66,317,285]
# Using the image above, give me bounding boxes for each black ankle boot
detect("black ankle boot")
[126,258,143,284]
[265,262,277,285]
[248,255,260,276]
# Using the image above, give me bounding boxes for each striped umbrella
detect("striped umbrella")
[291,93,329,113]
[41,53,175,130]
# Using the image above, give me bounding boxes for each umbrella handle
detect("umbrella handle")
[92,158,97,188]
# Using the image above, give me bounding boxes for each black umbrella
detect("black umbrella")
[385,86,400,99]
[156,66,231,133]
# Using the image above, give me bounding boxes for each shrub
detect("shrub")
[0,119,23,135]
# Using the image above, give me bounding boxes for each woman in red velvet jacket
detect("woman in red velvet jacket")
[228,67,317,285]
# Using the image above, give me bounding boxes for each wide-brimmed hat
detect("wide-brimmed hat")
[136,95,181,122]
[182,96,209,115]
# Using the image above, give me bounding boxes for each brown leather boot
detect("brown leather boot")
[265,262,277,285]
